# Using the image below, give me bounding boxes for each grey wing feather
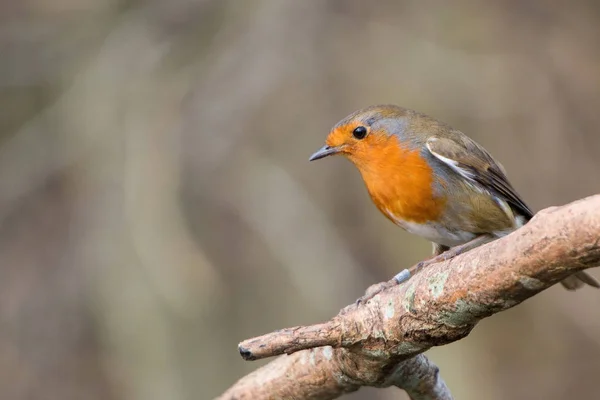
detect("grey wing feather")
[426,135,534,219]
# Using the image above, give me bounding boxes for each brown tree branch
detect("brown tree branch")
[218,195,600,400]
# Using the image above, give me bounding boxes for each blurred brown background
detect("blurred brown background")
[1,1,600,399]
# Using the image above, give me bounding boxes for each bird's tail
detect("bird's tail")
[560,271,600,291]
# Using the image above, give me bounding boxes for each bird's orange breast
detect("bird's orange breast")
[348,134,446,225]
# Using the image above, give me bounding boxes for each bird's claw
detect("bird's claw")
[355,280,396,305]
[414,255,444,272]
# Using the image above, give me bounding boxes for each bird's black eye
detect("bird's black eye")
[352,126,367,139]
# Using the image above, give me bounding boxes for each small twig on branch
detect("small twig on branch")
[219,195,600,400]
[238,322,341,360]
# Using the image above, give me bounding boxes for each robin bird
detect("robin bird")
[309,105,599,292]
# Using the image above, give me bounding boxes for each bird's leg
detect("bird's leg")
[355,234,494,305]
[394,234,494,284]
[432,242,451,257]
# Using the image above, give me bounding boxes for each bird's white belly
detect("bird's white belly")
[385,210,476,247]
[401,220,477,247]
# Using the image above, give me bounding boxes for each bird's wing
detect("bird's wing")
[426,135,533,219]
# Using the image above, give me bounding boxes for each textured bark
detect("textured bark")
[219,195,600,400]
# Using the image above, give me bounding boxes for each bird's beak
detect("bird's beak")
[309,145,341,161]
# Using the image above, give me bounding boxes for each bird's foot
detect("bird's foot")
[354,268,422,305]
[354,248,466,305]
[408,251,456,278]
[355,280,397,305]
[404,247,464,278]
